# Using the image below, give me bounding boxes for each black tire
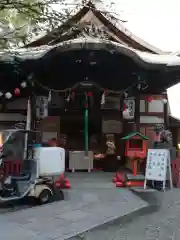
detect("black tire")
[37,189,52,205]
[53,188,64,201]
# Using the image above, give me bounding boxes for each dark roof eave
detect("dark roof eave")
[1,38,180,70]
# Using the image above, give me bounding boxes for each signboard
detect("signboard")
[144,149,173,191]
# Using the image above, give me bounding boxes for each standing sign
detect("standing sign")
[144,149,173,191]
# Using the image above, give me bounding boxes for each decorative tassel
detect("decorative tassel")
[66,90,71,102]
[48,90,52,103]
[101,92,105,105]
[66,94,70,102]
[101,89,107,105]
[124,92,128,98]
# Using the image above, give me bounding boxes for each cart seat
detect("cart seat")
[11,174,30,181]
[11,160,37,181]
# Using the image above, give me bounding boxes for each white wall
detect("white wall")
[148,100,164,112]
[140,100,145,112]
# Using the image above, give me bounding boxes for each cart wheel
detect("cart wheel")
[53,188,64,201]
[37,189,52,205]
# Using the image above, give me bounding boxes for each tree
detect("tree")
[0,0,72,48]
[0,0,126,49]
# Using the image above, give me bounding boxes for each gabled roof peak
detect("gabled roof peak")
[26,0,163,54]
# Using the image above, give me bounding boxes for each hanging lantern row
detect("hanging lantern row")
[0,82,27,99]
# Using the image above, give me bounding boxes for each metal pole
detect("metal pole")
[23,97,31,159]
[84,93,89,156]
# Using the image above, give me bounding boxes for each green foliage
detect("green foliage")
[0,0,124,49]
[0,0,74,48]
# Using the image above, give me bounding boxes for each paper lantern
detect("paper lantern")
[147,96,153,102]
[5,92,12,99]
[162,98,168,104]
[0,92,3,97]
[21,81,27,88]
[14,88,20,96]
[87,91,92,97]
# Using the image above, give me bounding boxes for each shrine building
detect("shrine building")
[0,1,180,171]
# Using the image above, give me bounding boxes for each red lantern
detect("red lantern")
[14,88,20,96]
[87,91,92,97]
[147,96,153,102]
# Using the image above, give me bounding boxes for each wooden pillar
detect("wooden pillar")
[30,94,37,143]
[161,71,169,129]
[134,94,140,132]
[164,99,169,129]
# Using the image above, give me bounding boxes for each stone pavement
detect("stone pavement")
[71,188,180,240]
[0,172,148,240]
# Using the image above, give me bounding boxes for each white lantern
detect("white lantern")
[0,92,3,97]
[123,109,134,120]
[162,98,168,104]
[5,92,12,99]
[21,81,27,88]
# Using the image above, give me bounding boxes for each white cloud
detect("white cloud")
[120,0,180,52]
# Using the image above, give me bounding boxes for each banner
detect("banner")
[167,82,180,120]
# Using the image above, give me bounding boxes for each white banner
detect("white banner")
[36,96,48,119]
[167,82,180,120]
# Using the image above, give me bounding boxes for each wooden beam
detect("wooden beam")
[135,95,140,131]
[1,109,27,115]
[140,112,164,117]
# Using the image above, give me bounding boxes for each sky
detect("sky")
[118,0,180,53]
[52,0,180,53]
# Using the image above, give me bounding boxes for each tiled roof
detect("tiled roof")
[1,38,180,67]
